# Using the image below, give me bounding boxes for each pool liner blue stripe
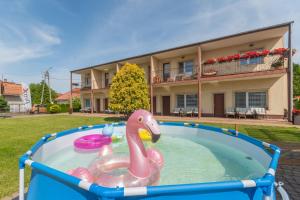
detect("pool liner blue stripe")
[22,121,280,198]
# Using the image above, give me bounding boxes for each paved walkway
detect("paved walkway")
[72,113,300,128]
[275,142,300,199]
[3,112,300,128]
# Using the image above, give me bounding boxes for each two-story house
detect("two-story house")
[70,22,294,121]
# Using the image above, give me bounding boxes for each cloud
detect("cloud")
[0,1,61,66]
[0,24,61,66]
[32,24,61,45]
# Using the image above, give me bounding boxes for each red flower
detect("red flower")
[240,54,250,59]
[293,108,300,114]
[227,55,235,62]
[217,57,227,63]
[245,51,259,58]
[272,48,288,55]
[258,49,270,56]
[233,54,240,60]
[204,58,216,65]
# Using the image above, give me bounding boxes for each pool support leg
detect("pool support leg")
[19,159,25,200]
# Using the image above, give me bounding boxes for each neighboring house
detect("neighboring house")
[0,80,25,112]
[55,88,80,104]
[70,22,294,121]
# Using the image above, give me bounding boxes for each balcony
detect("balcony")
[153,67,198,85]
[80,82,91,92]
[202,54,287,78]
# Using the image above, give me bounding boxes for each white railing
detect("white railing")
[202,55,286,77]
[153,67,198,84]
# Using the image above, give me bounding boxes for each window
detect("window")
[235,91,267,108]
[84,74,91,87]
[240,57,263,65]
[249,92,266,108]
[179,60,194,75]
[104,72,109,87]
[240,49,264,65]
[163,63,170,81]
[176,94,198,108]
[235,92,246,108]
[85,99,91,108]
[249,57,263,65]
[176,95,185,108]
[186,94,198,107]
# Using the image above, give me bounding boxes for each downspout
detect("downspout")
[287,23,293,122]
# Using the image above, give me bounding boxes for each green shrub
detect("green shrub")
[49,104,61,113]
[0,96,9,112]
[72,97,81,112]
[295,100,300,110]
[59,104,69,113]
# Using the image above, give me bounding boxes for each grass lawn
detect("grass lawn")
[0,115,299,198]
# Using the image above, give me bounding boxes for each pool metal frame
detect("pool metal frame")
[19,121,281,200]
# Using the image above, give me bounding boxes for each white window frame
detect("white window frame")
[176,94,198,108]
[239,48,264,66]
[84,99,91,108]
[178,60,194,75]
[84,74,91,87]
[234,91,267,108]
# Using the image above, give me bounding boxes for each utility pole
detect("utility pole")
[40,67,53,105]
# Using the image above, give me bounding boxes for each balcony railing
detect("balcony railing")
[202,55,286,77]
[80,82,91,90]
[153,67,198,84]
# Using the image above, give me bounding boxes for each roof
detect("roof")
[0,81,23,96]
[56,88,80,101]
[71,21,293,73]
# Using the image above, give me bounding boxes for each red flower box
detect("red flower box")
[293,108,300,114]
[227,55,235,62]
[272,48,288,55]
[240,54,250,59]
[204,58,216,65]
[217,57,227,63]
[245,51,259,58]
[258,49,270,56]
[233,54,240,60]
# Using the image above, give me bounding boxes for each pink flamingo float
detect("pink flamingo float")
[69,109,164,188]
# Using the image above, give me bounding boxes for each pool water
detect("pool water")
[42,126,266,186]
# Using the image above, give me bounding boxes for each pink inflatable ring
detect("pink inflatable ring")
[74,134,112,151]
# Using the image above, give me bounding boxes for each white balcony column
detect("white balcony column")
[197,46,202,118]
[90,69,94,114]
[116,63,120,72]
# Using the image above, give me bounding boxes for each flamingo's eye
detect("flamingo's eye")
[138,116,144,123]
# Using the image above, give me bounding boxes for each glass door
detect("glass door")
[163,63,170,81]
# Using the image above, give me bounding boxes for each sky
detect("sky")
[0,0,299,92]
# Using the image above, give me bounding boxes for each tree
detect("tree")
[0,96,9,112]
[29,81,57,105]
[109,63,150,115]
[294,63,300,97]
[72,97,81,112]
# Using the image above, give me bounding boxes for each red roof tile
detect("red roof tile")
[56,88,80,101]
[1,81,22,95]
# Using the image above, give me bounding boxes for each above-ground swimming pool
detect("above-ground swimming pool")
[19,121,281,200]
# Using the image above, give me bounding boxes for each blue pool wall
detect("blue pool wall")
[19,121,280,200]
